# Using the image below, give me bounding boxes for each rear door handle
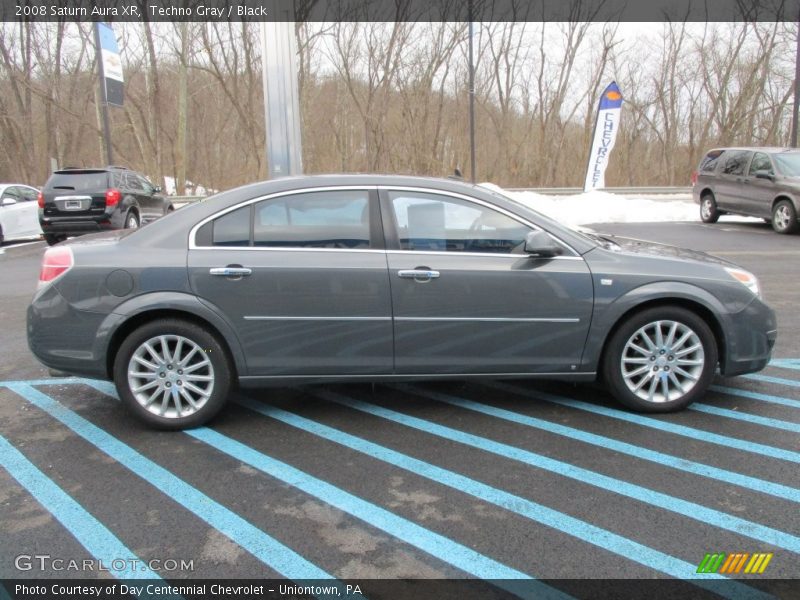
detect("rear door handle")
[210,266,252,277]
[397,269,440,281]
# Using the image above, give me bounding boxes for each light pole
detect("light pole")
[468,2,476,183]
[792,16,800,147]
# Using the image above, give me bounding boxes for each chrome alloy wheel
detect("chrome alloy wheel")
[774,204,792,231]
[700,198,714,220]
[620,320,705,403]
[127,335,214,418]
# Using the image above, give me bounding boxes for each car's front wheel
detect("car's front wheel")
[700,193,720,223]
[603,307,717,412]
[113,319,232,429]
[772,200,798,234]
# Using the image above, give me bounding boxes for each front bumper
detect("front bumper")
[720,297,777,376]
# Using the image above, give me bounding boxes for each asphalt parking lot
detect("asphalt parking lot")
[0,219,798,599]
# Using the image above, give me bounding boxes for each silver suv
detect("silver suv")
[692,147,800,234]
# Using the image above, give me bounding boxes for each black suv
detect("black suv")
[692,147,800,234]
[39,166,174,245]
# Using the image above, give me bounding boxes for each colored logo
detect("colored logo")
[605,91,622,101]
[696,552,773,574]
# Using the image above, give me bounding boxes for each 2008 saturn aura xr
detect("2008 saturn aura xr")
[27,175,777,429]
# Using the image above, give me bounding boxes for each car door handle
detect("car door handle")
[209,266,252,277]
[397,269,440,281]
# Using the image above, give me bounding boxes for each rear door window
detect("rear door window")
[198,190,373,249]
[253,190,371,249]
[721,151,752,176]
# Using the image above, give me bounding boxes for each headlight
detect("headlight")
[725,267,761,298]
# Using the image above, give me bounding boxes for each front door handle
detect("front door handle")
[210,266,252,277]
[397,269,440,282]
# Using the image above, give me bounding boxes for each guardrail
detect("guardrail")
[506,186,692,195]
[170,186,693,205]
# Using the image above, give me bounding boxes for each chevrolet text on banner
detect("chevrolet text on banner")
[96,22,123,106]
[583,82,623,192]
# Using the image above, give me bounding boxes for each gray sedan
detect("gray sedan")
[27,175,777,429]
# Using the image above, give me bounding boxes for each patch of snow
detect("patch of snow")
[479,183,759,225]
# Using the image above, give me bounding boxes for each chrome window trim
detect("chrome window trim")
[379,185,581,257]
[188,186,376,250]
[189,184,583,258]
[385,250,583,261]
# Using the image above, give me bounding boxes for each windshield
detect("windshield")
[773,152,800,177]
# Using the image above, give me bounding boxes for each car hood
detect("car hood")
[595,234,734,267]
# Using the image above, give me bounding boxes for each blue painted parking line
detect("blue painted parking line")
[690,404,800,433]
[4,382,342,587]
[326,392,800,554]
[397,385,800,504]
[744,373,800,388]
[485,382,800,465]
[186,428,568,600]
[0,434,161,580]
[235,397,764,598]
[769,359,800,371]
[710,385,800,409]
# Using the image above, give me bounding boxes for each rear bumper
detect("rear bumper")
[27,284,110,379]
[40,212,121,236]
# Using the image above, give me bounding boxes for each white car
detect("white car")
[0,184,42,244]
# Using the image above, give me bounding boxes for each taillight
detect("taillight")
[690,171,698,186]
[105,188,122,206]
[38,246,73,288]
[37,191,44,208]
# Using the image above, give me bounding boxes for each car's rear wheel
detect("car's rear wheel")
[113,319,232,429]
[603,306,717,412]
[772,200,798,234]
[44,234,66,246]
[700,193,720,223]
[125,211,140,229]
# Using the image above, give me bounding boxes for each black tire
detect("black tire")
[44,234,66,246]
[771,200,799,234]
[0,225,4,245]
[113,319,233,429]
[124,211,140,230]
[699,193,720,223]
[603,306,717,413]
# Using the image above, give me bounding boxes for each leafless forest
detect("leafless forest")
[0,20,795,192]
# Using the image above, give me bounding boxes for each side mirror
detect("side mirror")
[754,170,774,181]
[1,197,17,206]
[524,230,563,258]
[154,186,162,193]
